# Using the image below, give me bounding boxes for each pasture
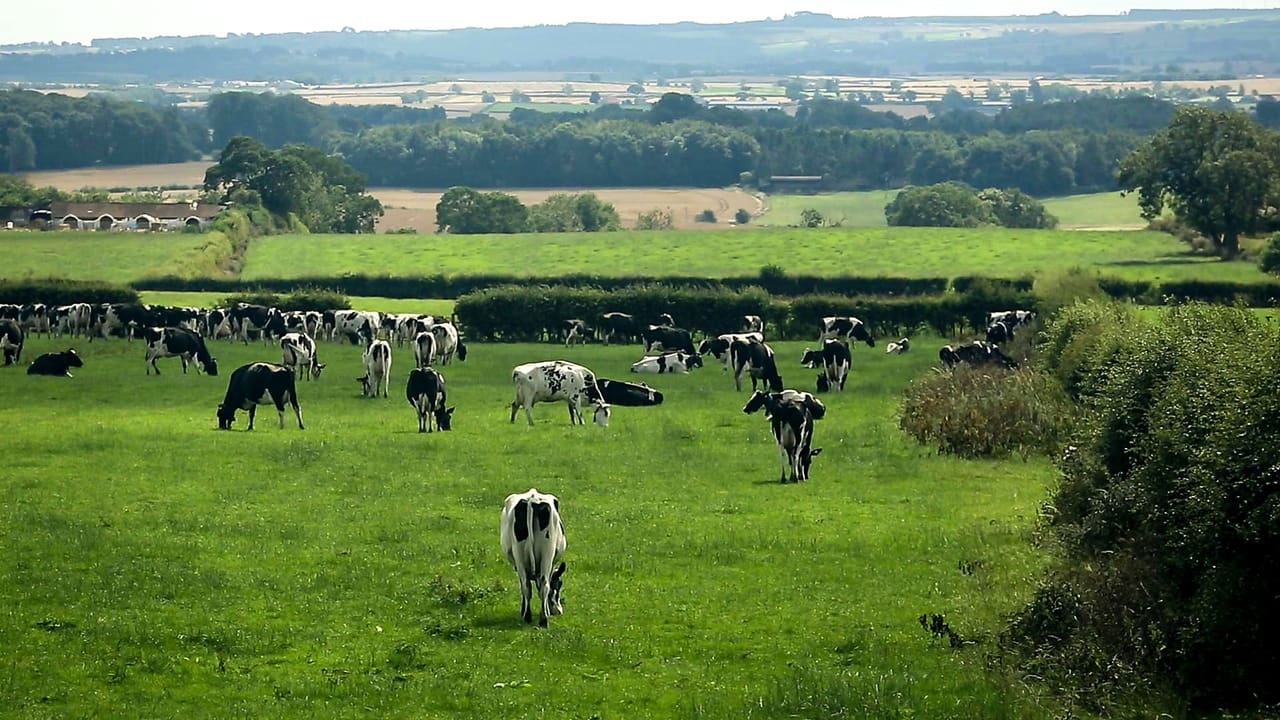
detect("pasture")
[0,231,229,284]
[138,291,457,318]
[0,331,1056,718]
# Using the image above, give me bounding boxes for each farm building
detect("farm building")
[38,201,225,231]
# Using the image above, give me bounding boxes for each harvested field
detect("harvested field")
[21,161,210,190]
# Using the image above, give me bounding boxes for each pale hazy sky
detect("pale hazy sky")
[4,1,1278,45]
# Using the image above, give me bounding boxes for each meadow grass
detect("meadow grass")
[0,231,230,284]
[0,333,1057,718]
[242,227,1267,284]
[139,291,456,317]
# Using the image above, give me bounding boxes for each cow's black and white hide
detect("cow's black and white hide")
[358,340,392,398]
[742,314,765,334]
[429,322,466,364]
[405,367,453,433]
[216,362,304,430]
[413,331,437,369]
[818,315,875,348]
[562,319,592,346]
[698,332,764,374]
[281,332,325,380]
[729,338,783,392]
[27,349,82,377]
[143,326,219,376]
[231,303,286,344]
[334,310,382,345]
[599,312,639,346]
[742,390,824,483]
[988,310,1036,328]
[0,320,23,366]
[510,360,610,427]
[640,325,696,355]
[656,313,676,327]
[939,341,1018,370]
[629,351,703,374]
[801,339,852,392]
[19,304,51,337]
[500,488,567,627]
[595,378,663,406]
[985,320,1015,345]
[885,338,910,355]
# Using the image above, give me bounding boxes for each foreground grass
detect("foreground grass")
[242,226,1267,284]
[1,334,1057,718]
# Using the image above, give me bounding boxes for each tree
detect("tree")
[480,91,496,103]
[0,173,63,207]
[884,182,996,227]
[977,187,1058,229]
[436,187,528,234]
[635,208,674,230]
[800,208,825,228]
[526,193,619,232]
[1118,106,1280,258]
[734,208,751,224]
[588,91,602,104]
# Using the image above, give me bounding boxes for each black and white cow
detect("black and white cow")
[599,312,639,346]
[281,332,325,380]
[143,327,218,376]
[231,303,286,344]
[743,390,825,483]
[405,367,453,433]
[510,360,610,427]
[801,339,851,392]
[742,314,765,335]
[595,378,664,406]
[985,320,1015,345]
[818,316,875,348]
[629,351,703,374]
[885,338,911,355]
[26,349,83,377]
[217,362,304,430]
[0,320,23,366]
[19,304,51,337]
[413,331,437,369]
[939,341,1018,370]
[334,310,382,345]
[0,304,18,321]
[562,319,591,346]
[99,303,160,341]
[500,488,567,627]
[202,308,235,340]
[358,339,392,398]
[62,303,92,338]
[429,322,467,365]
[730,338,783,392]
[698,332,764,374]
[641,325,696,355]
[656,312,676,327]
[988,310,1036,328]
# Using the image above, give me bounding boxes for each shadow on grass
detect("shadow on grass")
[471,612,537,631]
[1101,255,1220,267]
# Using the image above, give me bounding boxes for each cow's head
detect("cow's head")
[63,349,84,368]
[312,362,326,380]
[742,390,773,415]
[548,562,567,616]
[800,447,823,481]
[815,373,830,393]
[457,342,468,362]
[852,321,875,348]
[686,353,703,369]
[435,406,455,431]
[592,401,611,428]
[203,357,219,377]
[216,403,236,430]
[356,375,372,396]
[801,349,821,368]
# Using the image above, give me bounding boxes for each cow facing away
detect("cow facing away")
[143,327,218,376]
[500,488,567,627]
[413,331,437,369]
[358,340,392,398]
[405,367,453,433]
[730,338,784,392]
[630,351,703,374]
[1,320,23,365]
[429,322,467,365]
[27,349,83,377]
[217,362,304,430]
[599,312,638,346]
[742,314,765,334]
[510,360,610,427]
[801,339,852,392]
[281,332,325,380]
[743,390,825,483]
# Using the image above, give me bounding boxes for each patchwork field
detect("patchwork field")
[0,231,229,284]
[0,331,1055,718]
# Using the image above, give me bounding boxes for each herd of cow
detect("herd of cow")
[2,300,1034,627]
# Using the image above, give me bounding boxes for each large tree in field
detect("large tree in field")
[1118,106,1280,258]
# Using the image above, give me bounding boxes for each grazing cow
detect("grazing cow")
[885,338,911,355]
[742,314,765,334]
[563,319,591,346]
[99,303,160,341]
[985,320,1015,345]
[742,390,825,483]
[281,332,325,380]
[394,313,433,347]
[429,322,467,365]
[282,311,308,335]
[203,308,234,339]
[939,341,1018,370]
[629,351,703,374]
[0,320,23,365]
[405,367,453,433]
[698,332,764,374]
[730,338,783,392]
[217,362,304,430]
[27,349,83,377]
[595,378,664,406]
[143,327,219,376]
[231,303,286,344]
[499,488,567,627]
[412,331,437,369]
[657,313,676,327]
[988,310,1036,328]
[358,339,392,398]
[819,316,875,347]
[302,311,323,339]
[599,312,639,346]
[334,310,382,345]
[801,339,852,392]
[641,325,696,354]
[19,304,51,337]
[510,360,610,427]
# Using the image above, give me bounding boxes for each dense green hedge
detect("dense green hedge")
[0,279,139,306]
[223,287,351,313]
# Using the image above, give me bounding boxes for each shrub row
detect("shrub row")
[0,279,139,306]
[223,287,351,312]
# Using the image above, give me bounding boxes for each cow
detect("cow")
[321,309,337,341]
[742,314,765,334]
[885,338,911,355]
[656,313,676,327]
[412,331,437,369]
[231,303,286,344]
[729,338,783,393]
[499,488,567,627]
[939,341,1018,370]
[985,320,1015,345]
[510,360,610,427]
[99,303,159,341]
[0,304,17,321]
[19,304,51,337]
[801,339,851,392]
[282,311,308,335]
[698,332,764,374]
[641,325,696,355]
[143,327,219,376]
[563,319,591,346]
[202,308,235,339]
[595,378,664,406]
[819,316,875,347]
[61,303,92,338]
[395,313,434,347]
[334,310,382,345]
[430,322,467,365]
[599,312,639,346]
[629,351,703,374]
[281,332,325,380]
[27,349,82,377]
[988,310,1036,327]
[216,362,304,430]
[405,367,453,433]
[743,390,826,483]
[358,339,392,398]
[0,320,22,366]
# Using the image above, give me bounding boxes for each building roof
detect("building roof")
[769,175,824,182]
[47,201,225,220]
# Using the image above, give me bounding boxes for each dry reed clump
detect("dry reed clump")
[898,364,1075,458]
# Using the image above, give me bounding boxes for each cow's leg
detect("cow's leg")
[247,405,257,431]
[146,349,157,375]
[510,397,520,423]
[291,395,304,430]
[181,354,189,374]
[537,573,552,627]
[733,367,743,392]
[524,400,536,427]
[520,573,533,624]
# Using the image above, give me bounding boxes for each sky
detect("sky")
[4,0,1279,45]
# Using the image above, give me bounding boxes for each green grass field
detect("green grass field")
[1,334,1057,718]
[242,227,1267,283]
[0,231,229,284]
[758,190,1146,230]
[139,291,456,317]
